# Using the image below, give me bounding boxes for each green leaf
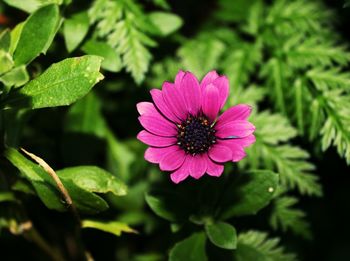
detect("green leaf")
[263,58,286,114]
[9,22,24,55]
[319,90,350,164]
[90,0,156,84]
[5,148,108,214]
[307,67,350,91]
[63,12,90,52]
[149,12,183,36]
[270,196,311,239]
[293,78,304,135]
[169,232,207,261]
[145,192,178,222]
[13,4,60,65]
[3,0,41,13]
[82,39,122,72]
[235,231,296,261]
[4,55,104,109]
[0,50,14,74]
[178,36,225,78]
[3,0,63,13]
[145,189,193,222]
[57,166,127,196]
[82,219,136,236]
[65,92,107,138]
[0,66,29,88]
[220,170,279,219]
[0,192,17,203]
[106,130,135,180]
[205,222,237,250]
[247,111,322,196]
[11,179,36,195]
[0,29,11,51]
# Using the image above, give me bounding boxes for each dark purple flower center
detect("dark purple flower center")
[177,115,216,155]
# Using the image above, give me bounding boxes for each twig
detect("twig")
[20,148,81,225]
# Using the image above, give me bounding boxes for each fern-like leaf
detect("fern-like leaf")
[89,0,156,84]
[270,196,311,239]
[319,90,350,163]
[307,68,350,91]
[246,111,322,196]
[236,230,297,261]
[266,0,330,35]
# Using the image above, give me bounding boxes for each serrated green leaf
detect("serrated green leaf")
[220,170,279,219]
[235,231,296,261]
[13,4,60,65]
[63,12,90,53]
[270,196,311,239]
[294,78,304,135]
[5,148,109,214]
[82,39,122,72]
[149,12,183,36]
[90,0,155,84]
[82,219,136,236]
[178,36,225,78]
[57,166,127,196]
[169,232,207,261]
[4,55,104,109]
[205,222,237,250]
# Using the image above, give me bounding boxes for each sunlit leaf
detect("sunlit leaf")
[82,219,136,236]
[57,166,127,196]
[4,56,104,109]
[13,4,60,65]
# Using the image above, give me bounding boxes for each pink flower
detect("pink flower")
[137,71,256,183]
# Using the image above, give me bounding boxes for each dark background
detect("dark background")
[1,0,350,260]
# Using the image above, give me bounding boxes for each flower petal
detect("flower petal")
[160,147,186,171]
[212,76,229,109]
[200,70,219,88]
[219,140,247,162]
[170,155,191,184]
[180,72,201,115]
[139,113,177,137]
[206,157,224,177]
[227,134,256,148]
[137,130,177,147]
[215,120,255,139]
[189,154,208,179]
[145,146,177,163]
[162,82,188,120]
[208,144,232,162]
[150,89,179,123]
[175,70,185,87]
[136,102,154,115]
[216,104,252,127]
[202,84,220,121]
